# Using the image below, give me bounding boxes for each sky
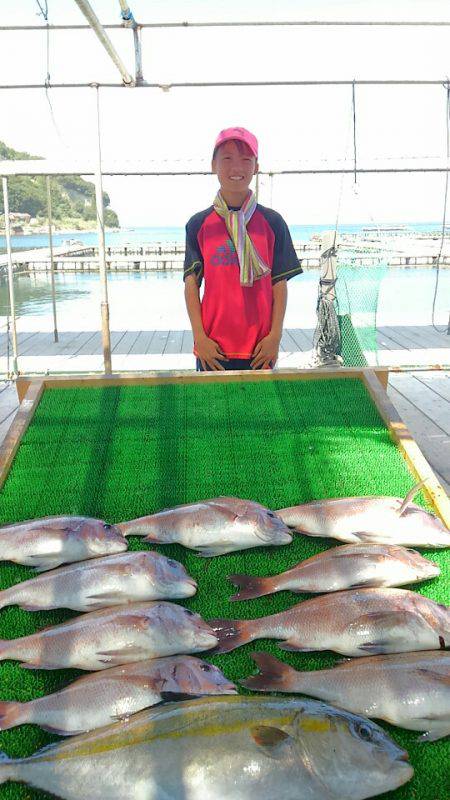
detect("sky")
[1,1,450,226]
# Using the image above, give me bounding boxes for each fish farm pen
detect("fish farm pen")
[0,368,448,800]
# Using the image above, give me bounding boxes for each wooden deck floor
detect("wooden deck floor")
[0,370,449,497]
[0,325,449,374]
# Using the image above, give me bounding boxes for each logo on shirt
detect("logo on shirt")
[211,238,239,267]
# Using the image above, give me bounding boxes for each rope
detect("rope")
[35,1,48,19]
[34,1,66,146]
[431,80,450,335]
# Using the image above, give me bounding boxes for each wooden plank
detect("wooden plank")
[18,333,48,357]
[387,382,450,492]
[72,332,103,356]
[147,330,169,355]
[0,382,19,445]
[128,331,144,355]
[363,371,450,525]
[408,326,450,349]
[181,329,194,354]
[287,328,314,350]
[415,371,450,403]
[0,331,36,357]
[27,367,387,393]
[112,331,141,356]
[110,330,127,351]
[388,373,450,433]
[280,330,298,351]
[0,380,45,490]
[164,331,184,355]
[377,327,415,351]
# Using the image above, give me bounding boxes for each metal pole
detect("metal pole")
[1,177,19,376]
[73,0,134,85]
[46,176,59,342]
[117,1,143,83]
[93,86,112,374]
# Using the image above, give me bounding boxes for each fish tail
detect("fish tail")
[0,701,27,731]
[208,617,256,654]
[0,751,18,783]
[0,640,17,662]
[241,652,298,692]
[228,574,272,601]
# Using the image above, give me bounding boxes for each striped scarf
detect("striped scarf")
[213,191,271,286]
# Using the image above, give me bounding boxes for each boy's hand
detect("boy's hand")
[251,332,280,369]
[196,334,228,371]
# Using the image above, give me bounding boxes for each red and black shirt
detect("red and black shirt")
[183,204,302,358]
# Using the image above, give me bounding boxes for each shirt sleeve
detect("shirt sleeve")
[271,214,303,284]
[183,216,204,284]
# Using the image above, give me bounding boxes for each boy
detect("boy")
[184,127,302,371]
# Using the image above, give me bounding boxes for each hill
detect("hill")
[0,141,119,230]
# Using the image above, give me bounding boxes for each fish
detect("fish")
[228,544,440,600]
[277,484,450,548]
[0,656,236,735]
[118,496,293,556]
[243,650,450,742]
[210,587,450,656]
[0,516,127,571]
[0,551,197,612]
[0,601,217,670]
[0,695,413,799]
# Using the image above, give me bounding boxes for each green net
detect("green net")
[0,378,447,799]
[335,258,389,366]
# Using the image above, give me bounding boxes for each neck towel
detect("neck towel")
[213,191,271,286]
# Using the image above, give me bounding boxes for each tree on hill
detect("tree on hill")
[0,142,119,226]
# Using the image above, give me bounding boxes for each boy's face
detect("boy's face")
[212,140,258,197]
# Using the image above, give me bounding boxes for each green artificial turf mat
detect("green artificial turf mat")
[0,376,448,799]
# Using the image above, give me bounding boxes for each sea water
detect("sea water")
[0,267,448,332]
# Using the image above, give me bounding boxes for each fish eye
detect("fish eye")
[103,523,112,530]
[267,511,275,518]
[167,559,178,567]
[357,723,373,742]
[200,663,212,671]
[184,608,194,616]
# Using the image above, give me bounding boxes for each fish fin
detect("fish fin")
[398,481,427,516]
[356,642,395,654]
[195,544,235,557]
[250,725,291,758]
[349,610,437,654]
[39,723,86,736]
[290,527,323,538]
[418,726,450,742]
[0,701,25,730]
[84,591,127,607]
[208,618,254,654]
[415,668,450,687]
[96,645,149,664]
[347,578,383,589]
[143,533,162,543]
[32,561,65,573]
[277,642,315,653]
[228,574,270,601]
[241,652,297,692]
[344,531,382,544]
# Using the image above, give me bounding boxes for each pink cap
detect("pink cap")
[213,127,258,159]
